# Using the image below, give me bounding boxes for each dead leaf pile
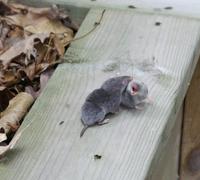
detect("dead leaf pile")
[0,1,77,156]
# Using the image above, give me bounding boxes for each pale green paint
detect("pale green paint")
[1,3,200,180]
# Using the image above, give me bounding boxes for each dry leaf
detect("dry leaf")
[0,70,20,88]
[0,92,34,142]
[0,2,77,148]
[0,133,7,142]
[2,25,25,53]
[0,1,14,16]
[25,68,54,98]
[5,3,74,36]
[0,89,14,112]
[0,33,49,67]
[24,20,74,46]
[0,21,10,50]
[0,2,75,91]
[0,132,21,157]
[25,18,73,34]
[0,33,67,89]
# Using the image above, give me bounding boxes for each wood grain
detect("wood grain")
[1,8,200,180]
[180,59,200,180]
[147,107,182,180]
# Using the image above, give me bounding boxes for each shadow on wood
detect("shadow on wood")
[180,58,200,180]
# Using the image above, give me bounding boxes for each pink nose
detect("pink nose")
[144,97,153,104]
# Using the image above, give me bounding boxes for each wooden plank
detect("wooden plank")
[18,0,200,19]
[147,106,182,180]
[1,8,200,180]
[180,59,200,179]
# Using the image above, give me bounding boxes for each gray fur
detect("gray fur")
[80,76,132,137]
[80,76,148,137]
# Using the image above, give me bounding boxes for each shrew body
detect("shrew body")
[80,76,149,137]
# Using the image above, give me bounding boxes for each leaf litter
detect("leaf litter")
[0,1,78,157]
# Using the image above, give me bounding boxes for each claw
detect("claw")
[98,118,110,125]
[135,105,144,110]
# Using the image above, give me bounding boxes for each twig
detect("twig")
[65,9,106,43]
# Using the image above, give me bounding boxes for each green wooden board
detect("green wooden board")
[1,6,200,180]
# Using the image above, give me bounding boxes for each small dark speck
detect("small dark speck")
[155,22,161,26]
[128,5,136,9]
[164,6,173,10]
[59,121,64,125]
[94,22,100,26]
[94,154,102,160]
[91,0,96,1]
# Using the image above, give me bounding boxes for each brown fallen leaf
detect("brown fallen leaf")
[52,33,65,56]
[9,3,78,30]
[4,2,74,47]
[24,20,74,47]
[0,88,14,112]
[0,2,76,91]
[0,92,34,142]
[2,25,25,54]
[5,3,74,38]
[0,70,20,89]
[9,3,63,22]
[0,21,27,56]
[0,131,21,158]
[0,33,49,67]
[0,133,7,142]
[0,1,14,16]
[25,18,74,35]
[0,32,67,89]
[9,3,78,32]
[0,20,10,50]
[0,2,78,149]
[25,68,54,98]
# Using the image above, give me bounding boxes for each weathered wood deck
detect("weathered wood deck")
[1,1,200,180]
